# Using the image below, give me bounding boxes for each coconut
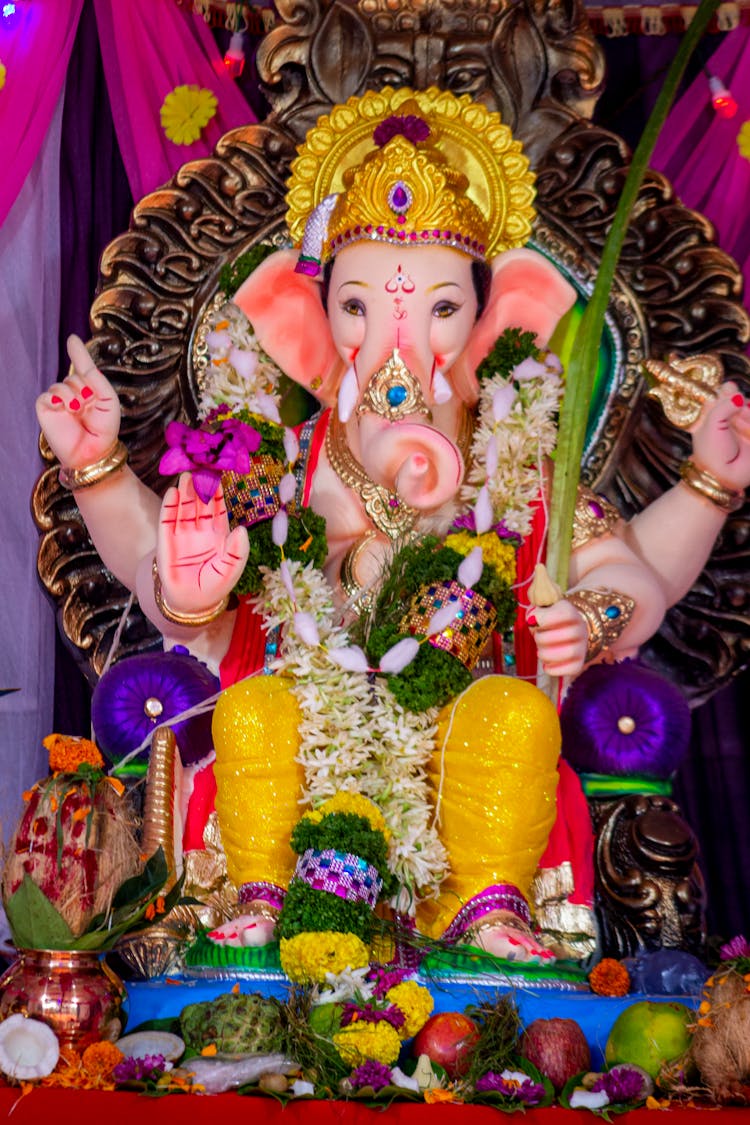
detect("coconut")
[0,1015,60,1080]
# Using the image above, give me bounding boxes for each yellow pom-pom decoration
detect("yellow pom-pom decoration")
[160,85,217,145]
[302,791,390,840]
[213,675,305,890]
[385,980,435,1038]
[333,1021,402,1066]
[420,675,560,937]
[280,932,370,983]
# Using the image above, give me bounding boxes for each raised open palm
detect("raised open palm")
[156,473,249,614]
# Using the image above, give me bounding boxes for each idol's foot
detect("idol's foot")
[207,901,279,948]
[462,909,556,965]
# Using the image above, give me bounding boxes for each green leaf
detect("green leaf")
[546,0,721,595]
[4,875,77,950]
[111,847,169,910]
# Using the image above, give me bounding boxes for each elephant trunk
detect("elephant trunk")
[355,342,465,512]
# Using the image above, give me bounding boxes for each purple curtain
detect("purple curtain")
[0,0,82,227]
[94,0,257,201]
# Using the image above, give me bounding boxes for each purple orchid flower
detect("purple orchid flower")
[591,1066,646,1103]
[340,1002,406,1031]
[720,934,750,960]
[159,418,261,504]
[113,1053,168,1083]
[366,964,411,998]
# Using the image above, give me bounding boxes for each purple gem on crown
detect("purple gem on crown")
[388,180,413,216]
[373,114,431,148]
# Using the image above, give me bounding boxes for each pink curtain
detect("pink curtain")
[651,28,750,298]
[0,0,82,227]
[94,0,257,201]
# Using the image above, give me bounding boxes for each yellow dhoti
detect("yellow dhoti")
[417,676,561,937]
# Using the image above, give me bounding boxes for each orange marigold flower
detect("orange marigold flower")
[589,957,631,997]
[44,733,103,774]
[698,1000,711,1015]
[155,895,166,915]
[201,1044,217,1056]
[424,1088,461,1105]
[145,903,156,921]
[82,1041,125,1079]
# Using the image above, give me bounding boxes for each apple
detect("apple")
[521,1017,591,1091]
[412,1012,480,1078]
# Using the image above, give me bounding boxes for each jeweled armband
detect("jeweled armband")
[566,588,636,664]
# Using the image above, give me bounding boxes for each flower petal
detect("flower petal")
[192,469,221,505]
[279,559,296,600]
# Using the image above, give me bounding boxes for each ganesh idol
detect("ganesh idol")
[36,88,750,964]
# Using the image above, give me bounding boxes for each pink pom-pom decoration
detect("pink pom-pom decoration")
[512,357,547,382]
[493,384,515,422]
[279,472,296,505]
[283,427,300,464]
[229,347,258,379]
[280,559,296,600]
[428,602,459,637]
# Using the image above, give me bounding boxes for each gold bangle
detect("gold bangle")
[58,440,128,490]
[679,460,744,514]
[565,588,636,664]
[152,559,228,627]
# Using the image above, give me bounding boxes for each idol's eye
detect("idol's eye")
[341,297,366,317]
[432,300,461,319]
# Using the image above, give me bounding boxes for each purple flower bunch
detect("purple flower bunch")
[366,964,410,999]
[159,416,261,504]
[350,1060,393,1092]
[591,1066,646,1104]
[341,1001,405,1031]
[451,511,522,545]
[720,934,750,961]
[113,1053,168,1083]
[475,1071,546,1104]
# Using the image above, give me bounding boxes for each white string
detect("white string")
[430,680,476,831]
[110,668,263,774]
[100,592,135,680]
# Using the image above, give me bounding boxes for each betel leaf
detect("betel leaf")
[4,874,77,950]
[545,0,721,594]
[110,846,169,910]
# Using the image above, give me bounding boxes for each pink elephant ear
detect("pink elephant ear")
[233,248,341,404]
[452,248,577,404]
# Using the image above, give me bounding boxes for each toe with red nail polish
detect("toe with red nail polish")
[527,614,538,627]
[81,386,93,400]
[732,394,744,407]
[50,395,62,405]
[69,399,80,411]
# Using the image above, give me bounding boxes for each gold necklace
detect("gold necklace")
[324,405,474,542]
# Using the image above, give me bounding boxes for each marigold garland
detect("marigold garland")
[384,980,434,1038]
[160,84,217,145]
[280,932,370,983]
[588,957,631,997]
[333,1020,402,1066]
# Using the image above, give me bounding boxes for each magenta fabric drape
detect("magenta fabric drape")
[93,0,257,201]
[0,0,83,228]
[651,28,750,297]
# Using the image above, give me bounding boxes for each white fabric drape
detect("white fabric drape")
[0,98,63,879]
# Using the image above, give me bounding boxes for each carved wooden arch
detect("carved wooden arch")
[32,0,749,704]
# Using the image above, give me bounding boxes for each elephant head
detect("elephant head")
[234,240,575,517]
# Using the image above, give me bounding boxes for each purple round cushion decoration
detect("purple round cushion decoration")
[560,661,691,778]
[92,652,219,768]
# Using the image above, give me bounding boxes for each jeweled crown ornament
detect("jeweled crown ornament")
[288,87,536,277]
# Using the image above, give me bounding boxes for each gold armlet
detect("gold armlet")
[571,486,621,551]
[679,460,744,514]
[566,588,636,664]
[152,559,228,628]
[58,440,128,490]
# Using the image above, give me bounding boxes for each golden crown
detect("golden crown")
[287,87,536,276]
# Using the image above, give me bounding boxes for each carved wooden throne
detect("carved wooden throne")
[33,0,750,959]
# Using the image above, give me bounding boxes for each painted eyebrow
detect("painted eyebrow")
[337,280,371,291]
[426,281,463,293]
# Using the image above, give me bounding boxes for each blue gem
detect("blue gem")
[386,385,408,406]
[605,605,621,619]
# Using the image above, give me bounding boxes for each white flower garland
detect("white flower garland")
[462,355,563,537]
[198,301,284,423]
[256,561,448,902]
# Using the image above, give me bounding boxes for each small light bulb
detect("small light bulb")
[223,31,246,79]
[2,3,17,18]
[708,74,738,119]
